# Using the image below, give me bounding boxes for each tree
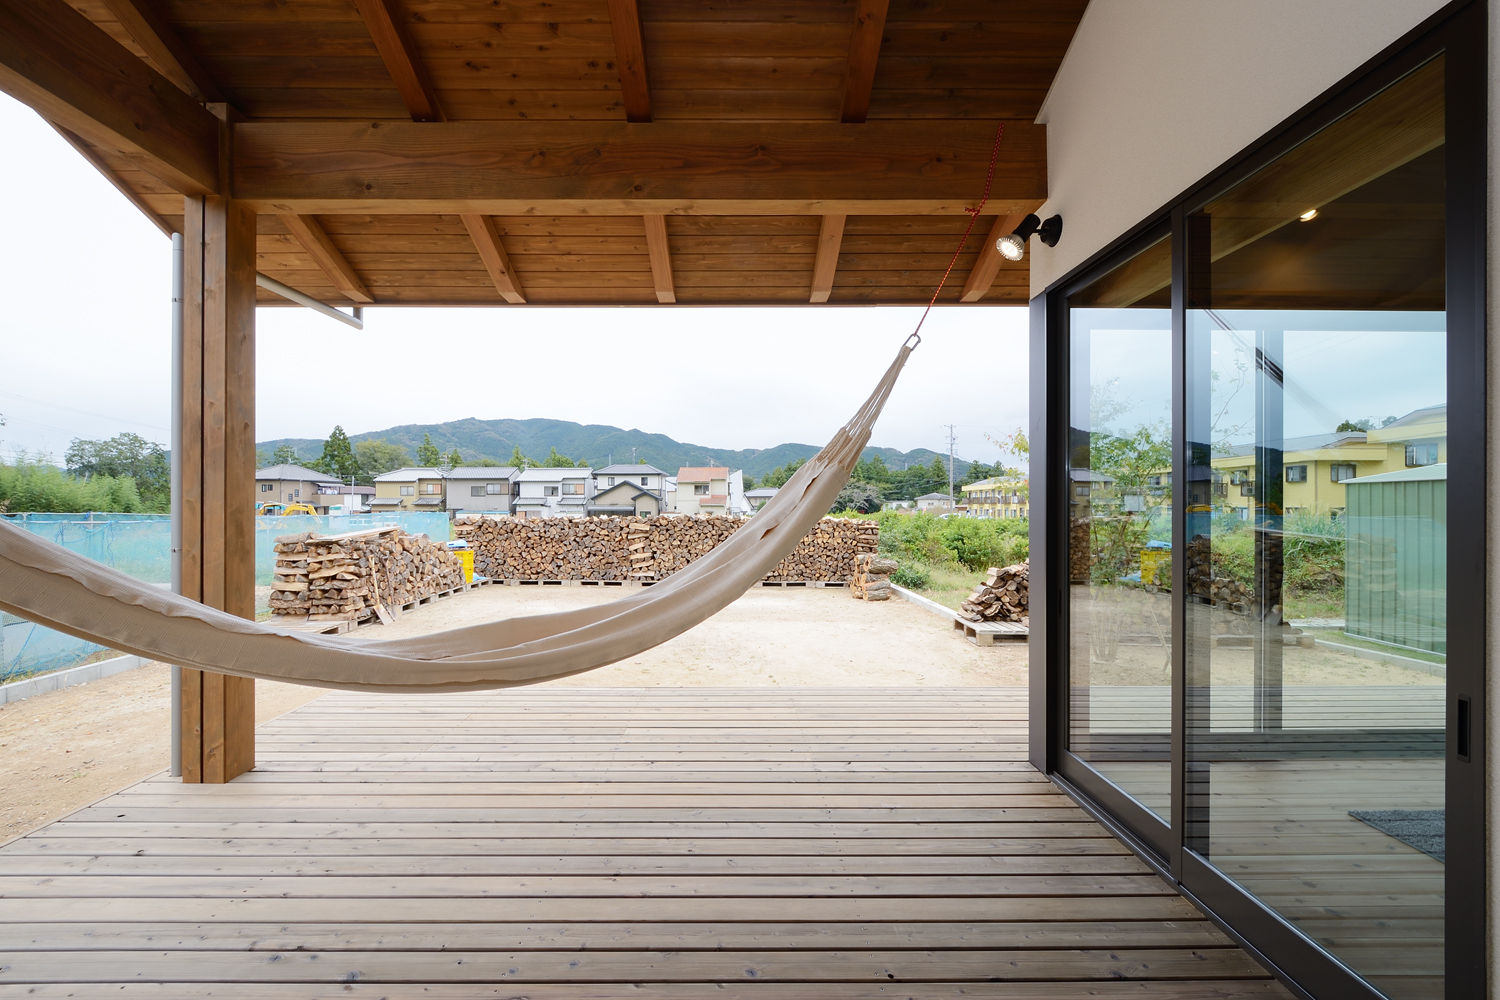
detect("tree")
[445,448,463,467]
[509,446,531,470]
[831,481,882,514]
[64,432,170,511]
[1336,418,1373,433]
[417,433,441,466]
[761,457,805,488]
[353,438,409,477]
[271,443,300,464]
[541,447,575,468]
[316,426,360,480]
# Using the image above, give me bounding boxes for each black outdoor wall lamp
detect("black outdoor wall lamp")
[997,213,1063,262]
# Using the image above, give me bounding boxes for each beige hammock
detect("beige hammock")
[0,337,916,693]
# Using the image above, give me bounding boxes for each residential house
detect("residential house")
[1211,406,1448,518]
[444,466,519,516]
[255,463,332,508]
[673,466,730,515]
[960,477,1030,520]
[588,481,662,517]
[914,492,954,512]
[745,487,779,511]
[726,470,751,515]
[593,463,667,495]
[371,467,446,511]
[513,468,594,518]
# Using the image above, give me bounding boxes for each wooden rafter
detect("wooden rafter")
[606,0,651,123]
[840,0,890,123]
[960,212,1032,303]
[0,0,219,194]
[49,123,173,237]
[351,0,444,122]
[809,214,847,303]
[100,0,221,102]
[459,214,527,304]
[642,215,675,304]
[232,120,1045,216]
[278,214,375,304]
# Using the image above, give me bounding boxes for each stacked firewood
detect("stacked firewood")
[1184,536,1254,610]
[269,527,465,621]
[850,554,898,601]
[1069,518,1092,583]
[960,561,1030,623]
[454,514,878,583]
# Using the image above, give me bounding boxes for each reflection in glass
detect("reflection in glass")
[1183,57,1445,1000]
[1066,235,1173,820]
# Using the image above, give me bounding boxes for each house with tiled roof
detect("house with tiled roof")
[674,466,729,515]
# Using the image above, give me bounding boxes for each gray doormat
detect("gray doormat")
[1348,808,1445,862]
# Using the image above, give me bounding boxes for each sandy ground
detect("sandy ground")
[0,586,1024,842]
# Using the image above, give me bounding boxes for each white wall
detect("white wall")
[1031,0,1449,296]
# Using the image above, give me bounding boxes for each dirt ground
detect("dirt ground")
[0,586,1024,843]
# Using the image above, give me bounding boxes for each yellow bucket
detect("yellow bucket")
[454,548,474,583]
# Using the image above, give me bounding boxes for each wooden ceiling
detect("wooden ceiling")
[6,0,1088,307]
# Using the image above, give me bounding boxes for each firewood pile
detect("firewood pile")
[960,561,1030,623]
[1184,536,1254,610]
[269,527,465,621]
[850,554,898,601]
[1069,518,1092,583]
[453,514,878,583]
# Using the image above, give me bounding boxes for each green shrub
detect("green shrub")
[891,564,931,589]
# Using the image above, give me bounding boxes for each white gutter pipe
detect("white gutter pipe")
[255,273,364,329]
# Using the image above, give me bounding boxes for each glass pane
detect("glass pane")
[1184,56,1445,1000]
[1066,235,1174,820]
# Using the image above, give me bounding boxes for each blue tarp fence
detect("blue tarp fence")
[1,511,452,681]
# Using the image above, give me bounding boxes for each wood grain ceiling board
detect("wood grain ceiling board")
[29,0,1086,307]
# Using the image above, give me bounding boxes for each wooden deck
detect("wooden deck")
[0,687,1291,998]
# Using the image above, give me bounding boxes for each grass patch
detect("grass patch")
[897,561,983,612]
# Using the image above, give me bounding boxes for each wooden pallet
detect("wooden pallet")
[758,580,850,588]
[270,616,356,636]
[952,617,1029,646]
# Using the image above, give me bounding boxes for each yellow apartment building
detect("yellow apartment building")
[959,477,1030,519]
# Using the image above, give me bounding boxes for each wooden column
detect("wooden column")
[179,193,257,783]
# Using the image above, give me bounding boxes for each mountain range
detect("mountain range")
[258,417,974,481]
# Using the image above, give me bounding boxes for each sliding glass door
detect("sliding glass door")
[1047,7,1484,997]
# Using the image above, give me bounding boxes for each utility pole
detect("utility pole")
[944,424,957,501]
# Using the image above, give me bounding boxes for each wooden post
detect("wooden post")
[178,192,256,783]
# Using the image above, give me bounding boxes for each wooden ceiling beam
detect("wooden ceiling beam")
[606,0,651,123]
[642,215,675,304]
[352,0,444,122]
[278,214,375,303]
[0,0,220,194]
[232,120,1045,216]
[49,123,174,238]
[840,0,890,123]
[459,214,526,304]
[99,0,221,102]
[809,214,846,303]
[960,212,1032,303]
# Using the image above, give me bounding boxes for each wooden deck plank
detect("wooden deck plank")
[0,688,1290,997]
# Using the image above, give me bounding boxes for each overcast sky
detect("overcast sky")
[0,92,1030,468]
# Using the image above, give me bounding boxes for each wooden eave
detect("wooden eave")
[14,0,1090,307]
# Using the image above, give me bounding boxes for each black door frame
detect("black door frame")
[1029,2,1487,997]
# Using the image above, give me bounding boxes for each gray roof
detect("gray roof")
[445,466,519,480]
[745,487,780,498]
[517,467,593,482]
[917,492,954,501]
[595,463,667,476]
[1215,431,1365,460]
[256,463,328,482]
[373,467,443,482]
[1378,404,1446,432]
[1347,462,1447,485]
